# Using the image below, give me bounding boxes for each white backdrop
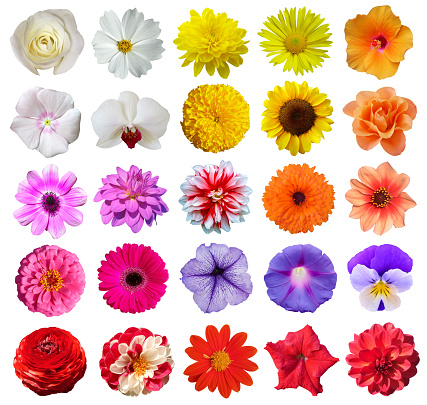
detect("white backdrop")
[1,0,425,404]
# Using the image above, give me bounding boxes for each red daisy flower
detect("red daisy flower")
[184,324,258,398]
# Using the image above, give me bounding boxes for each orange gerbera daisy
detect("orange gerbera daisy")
[184,324,258,398]
[263,164,334,234]
[345,6,413,79]
[345,162,416,235]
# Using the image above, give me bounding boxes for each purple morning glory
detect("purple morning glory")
[264,244,337,313]
[348,245,413,312]
[180,243,252,313]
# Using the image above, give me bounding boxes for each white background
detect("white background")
[1,0,425,404]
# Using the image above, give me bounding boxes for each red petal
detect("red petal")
[217,372,232,398]
[205,325,221,350]
[228,365,253,386]
[189,335,212,356]
[195,370,214,392]
[183,360,210,377]
[226,332,247,352]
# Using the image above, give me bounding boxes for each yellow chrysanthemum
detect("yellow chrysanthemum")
[182,84,250,153]
[259,7,332,75]
[174,8,249,79]
[261,81,333,156]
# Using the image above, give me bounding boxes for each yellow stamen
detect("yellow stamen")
[371,187,391,208]
[39,270,63,292]
[117,40,133,53]
[210,350,231,371]
[371,280,390,297]
[284,33,307,54]
[132,357,149,377]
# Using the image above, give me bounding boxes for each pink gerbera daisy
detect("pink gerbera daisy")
[13,164,87,239]
[16,245,85,317]
[98,244,168,314]
[179,161,252,233]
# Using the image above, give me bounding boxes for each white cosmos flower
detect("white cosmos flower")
[91,91,169,149]
[10,87,81,157]
[92,9,164,79]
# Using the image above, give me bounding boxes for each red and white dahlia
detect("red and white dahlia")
[100,327,173,396]
[179,161,252,233]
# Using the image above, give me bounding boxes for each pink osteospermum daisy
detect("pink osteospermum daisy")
[100,327,174,396]
[94,165,168,233]
[13,164,87,239]
[179,161,252,234]
[16,245,85,317]
[98,244,168,314]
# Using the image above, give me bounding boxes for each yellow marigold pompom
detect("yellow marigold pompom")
[174,8,249,79]
[182,84,250,153]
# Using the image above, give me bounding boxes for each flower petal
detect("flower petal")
[53,108,81,143]
[382,269,413,292]
[350,265,380,292]
[99,10,123,41]
[118,91,139,122]
[10,117,42,149]
[37,89,74,119]
[108,52,129,79]
[15,86,45,117]
[38,129,69,158]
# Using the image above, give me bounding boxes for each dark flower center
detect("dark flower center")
[371,187,391,208]
[41,192,60,215]
[371,35,387,50]
[125,272,144,287]
[279,99,316,136]
[375,357,392,374]
[121,126,142,149]
[211,267,225,276]
[36,334,59,355]
[292,191,306,206]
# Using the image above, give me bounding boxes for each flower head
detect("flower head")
[346,323,419,395]
[11,87,81,158]
[92,9,164,79]
[174,8,249,79]
[345,162,416,235]
[184,325,258,398]
[259,7,332,75]
[262,81,333,154]
[14,327,86,395]
[345,6,413,79]
[265,245,336,313]
[94,165,168,233]
[91,91,169,149]
[14,164,87,239]
[182,84,249,153]
[266,325,339,396]
[348,245,413,311]
[179,161,252,234]
[181,244,252,313]
[100,327,173,396]
[98,244,168,314]
[263,164,334,233]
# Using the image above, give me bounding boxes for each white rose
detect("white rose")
[10,9,84,75]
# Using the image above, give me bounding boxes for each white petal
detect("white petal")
[131,19,161,43]
[132,39,164,61]
[118,373,129,390]
[118,343,129,354]
[99,10,123,41]
[37,89,74,118]
[108,52,129,79]
[359,285,382,312]
[15,87,45,118]
[110,363,125,374]
[92,31,119,63]
[382,269,413,293]
[382,284,401,311]
[143,336,154,351]
[10,21,39,75]
[118,91,139,122]
[54,108,81,143]
[130,335,146,350]
[350,264,380,292]
[127,51,152,77]
[10,117,41,149]
[122,9,145,40]
[37,129,69,157]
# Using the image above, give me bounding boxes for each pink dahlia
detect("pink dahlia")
[13,164,87,239]
[100,327,174,396]
[98,244,168,313]
[94,165,168,233]
[16,245,85,317]
[179,160,252,233]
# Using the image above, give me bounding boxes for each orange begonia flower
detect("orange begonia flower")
[345,162,416,235]
[343,87,417,155]
[345,6,413,79]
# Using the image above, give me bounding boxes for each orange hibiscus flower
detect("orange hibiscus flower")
[345,162,416,235]
[345,6,413,79]
[343,87,417,155]
[184,324,258,398]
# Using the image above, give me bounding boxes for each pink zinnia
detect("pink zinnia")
[13,164,87,239]
[179,160,252,233]
[16,245,85,317]
[98,244,168,313]
[94,165,168,233]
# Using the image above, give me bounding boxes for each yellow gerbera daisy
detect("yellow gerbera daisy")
[174,8,249,79]
[182,84,250,153]
[261,81,333,155]
[259,7,332,75]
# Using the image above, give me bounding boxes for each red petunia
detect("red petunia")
[346,322,419,395]
[265,325,339,396]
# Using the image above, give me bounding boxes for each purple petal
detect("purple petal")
[111,211,126,227]
[62,187,87,206]
[14,205,41,225]
[110,199,126,213]
[192,275,227,313]
[60,205,83,226]
[300,244,324,267]
[125,198,139,213]
[15,192,40,204]
[181,258,213,279]
[194,244,215,269]
[27,170,46,193]
[370,244,413,276]
[17,180,41,196]
[101,211,114,224]
[30,212,49,235]
[57,171,77,195]
[42,164,59,190]
[347,245,378,273]
[282,244,304,267]
[130,217,144,233]
[350,265,380,292]
[125,210,140,227]
[47,215,66,239]
[382,269,413,292]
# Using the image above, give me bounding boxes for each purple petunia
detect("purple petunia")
[13,164,87,239]
[94,165,168,233]
[264,244,337,313]
[181,243,252,313]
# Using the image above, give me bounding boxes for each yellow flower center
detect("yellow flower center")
[44,119,51,126]
[284,33,307,54]
[371,187,391,208]
[39,270,63,292]
[117,40,133,53]
[210,350,231,371]
[371,280,390,297]
[131,356,150,377]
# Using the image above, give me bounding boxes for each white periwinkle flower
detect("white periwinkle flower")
[11,87,81,157]
[91,91,170,149]
[92,9,164,79]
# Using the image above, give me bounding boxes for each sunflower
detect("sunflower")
[182,84,250,153]
[262,81,333,155]
[263,164,335,233]
[174,8,249,79]
[259,7,332,75]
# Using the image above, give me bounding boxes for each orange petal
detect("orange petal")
[219,325,231,350]
[376,87,396,99]
[380,130,406,156]
[403,98,417,119]
[364,48,400,79]
[185,347,206,361]
[224,369,241,392]
[190,335,212,355]
[217,372,232,398]
[345,189,372,206]
[393,193,416,211]
[195,369,215,392]
[343,101,359,117]
[232,346,258,359]
[347,44,371,72]
[356,91,378,105]
[232,358,259,372]
[395,114,413,131]
[358,166,381,190]
[350,179,375,195]
[184,360,211,377]
[205,325,221,350]
[360,205,381,232]
[353,119,377,137]
[226,332,247,352]
[345,14,378,44]
[384,25,413,63]
[367,5,401,39]
[356,134,381,151]
[373,208,394,235]
[208,371,219,392]
[228,365,254,386]
[376,162,398,184]
[387,203,405,228]
[350,204,370,219]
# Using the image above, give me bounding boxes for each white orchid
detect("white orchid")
[92,9,164,79]
[91,91,169,149]
[10,87,81,157]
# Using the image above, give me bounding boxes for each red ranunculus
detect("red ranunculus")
[265,325,339,396]
[346,322,419,395]
[14,327,86,396]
